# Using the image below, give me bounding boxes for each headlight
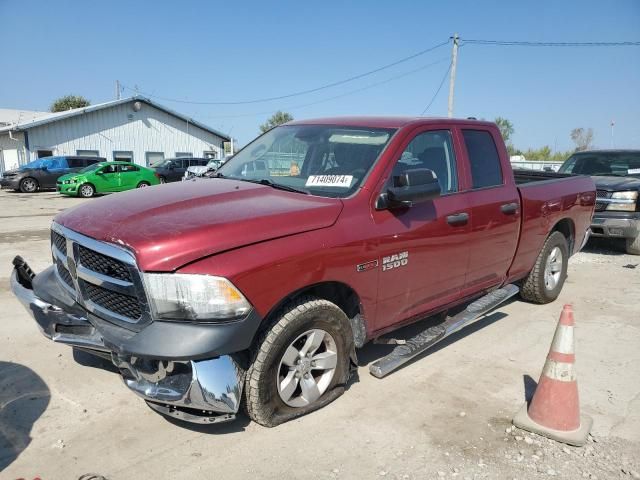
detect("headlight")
[143,273,252,321]
[606,191,638,212]
[63,179,78,184]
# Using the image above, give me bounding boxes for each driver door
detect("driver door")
[96,164,120,192]
[372,128,471,331]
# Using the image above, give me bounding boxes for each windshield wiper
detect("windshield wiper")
[239,178,309,194]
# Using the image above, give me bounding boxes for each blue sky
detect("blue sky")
[1,0,638,150]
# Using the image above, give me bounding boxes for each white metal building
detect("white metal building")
[0,96,229,173]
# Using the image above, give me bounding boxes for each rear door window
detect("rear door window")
[67,158,85,168]
[462,130,503,189]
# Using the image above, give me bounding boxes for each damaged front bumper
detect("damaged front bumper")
[10,259,246,424]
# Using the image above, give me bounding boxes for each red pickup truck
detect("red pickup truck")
[11,117,595,427]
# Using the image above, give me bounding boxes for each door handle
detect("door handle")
[501,202,519,214]
[446,212,469,226]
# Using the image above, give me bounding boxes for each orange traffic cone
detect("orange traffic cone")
[512,304,592,446]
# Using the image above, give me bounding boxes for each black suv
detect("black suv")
[150,157,209,183]
[0,156,105,193]
[559,149,640,254]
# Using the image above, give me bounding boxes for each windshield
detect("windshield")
[79,163,103,173]
[559,152,640,176]
[21,156,67,170]
[216,125,396,198]
[151,159,175,168]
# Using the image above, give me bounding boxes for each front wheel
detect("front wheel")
[78,183,95,198]
[19,177,38,193]
[137,181,150,188]
[520,231,569,304]
[244,297,352,427]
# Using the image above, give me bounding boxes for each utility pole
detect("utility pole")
[115,80,121,100]
[610,120,615,147]
[447,33,459,118]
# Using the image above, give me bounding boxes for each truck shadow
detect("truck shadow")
[0,361,50,471]
[355,310,509,376]
[582,237,627,255]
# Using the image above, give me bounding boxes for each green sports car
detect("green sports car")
[57,161,160,197]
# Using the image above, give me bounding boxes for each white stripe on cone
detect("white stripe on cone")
[550,325,575,355]
[541,359,577,382]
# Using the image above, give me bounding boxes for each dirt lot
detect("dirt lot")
[1,189,639,480]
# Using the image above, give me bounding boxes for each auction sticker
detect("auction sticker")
[306,175,353,187]
[628,168,640,174]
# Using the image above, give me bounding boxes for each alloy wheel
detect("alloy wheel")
[544,246,563,290]
[276,329,338,408]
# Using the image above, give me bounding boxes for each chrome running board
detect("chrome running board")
[369,284,519,378]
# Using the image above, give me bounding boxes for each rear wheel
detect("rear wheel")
[520,231,569,304]
[19,177,38,193]
[244,297,352,427]
[78,183,95,198]
[137,181,150,188]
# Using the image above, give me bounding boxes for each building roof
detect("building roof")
[0,96,230,141]
[0,108,49,127]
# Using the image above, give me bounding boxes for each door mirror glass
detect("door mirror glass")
[379,168,441,209]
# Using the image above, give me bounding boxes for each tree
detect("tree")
[570,128,594,152]
[50,95,91,112]
[260,111,293,133]
[494,117,514,145]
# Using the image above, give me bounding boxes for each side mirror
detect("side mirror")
[96,170,103,175]
[41,166,48,171]
[377,168,441,209]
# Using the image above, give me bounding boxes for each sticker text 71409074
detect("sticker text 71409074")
[305,175,353,188]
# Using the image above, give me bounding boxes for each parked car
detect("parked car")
[11,117,595,428]
[57,161,159,197]
[150,157,209,183]
[183,158,226,181]
[559,149,640,254]
[0,155,104,193]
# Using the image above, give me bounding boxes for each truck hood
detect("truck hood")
[593,175,640,191]
[54,179,344,271]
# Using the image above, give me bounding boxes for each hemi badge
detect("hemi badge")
[356,260,379,272]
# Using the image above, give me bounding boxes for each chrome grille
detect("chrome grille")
[78,245,132,282]
[85,284,142,319]
[56,259,75,289]
[595,190,610,212]
[50,223,150,329]
[52,231,67,256]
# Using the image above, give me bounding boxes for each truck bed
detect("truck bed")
[507,172,595,283]
[513,169,572,185]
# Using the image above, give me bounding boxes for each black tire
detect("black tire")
[19,177,38,193]
[78,183,95,198]
[159,176,167,184]
[520,231,569,304]
[137,181,151,188]
[244,296,353,427]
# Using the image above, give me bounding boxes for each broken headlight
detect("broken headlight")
[143,273,252,322]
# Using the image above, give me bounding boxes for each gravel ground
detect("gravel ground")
[1,190,639,480]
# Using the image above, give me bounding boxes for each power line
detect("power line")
[192,57,451,120]
[420,62,452,115]
[121,39,451,105]
[461,39,640,47]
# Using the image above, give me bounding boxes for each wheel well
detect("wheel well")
[263,281,363,328]
[21,176,38,186]
[551,218,575,252]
